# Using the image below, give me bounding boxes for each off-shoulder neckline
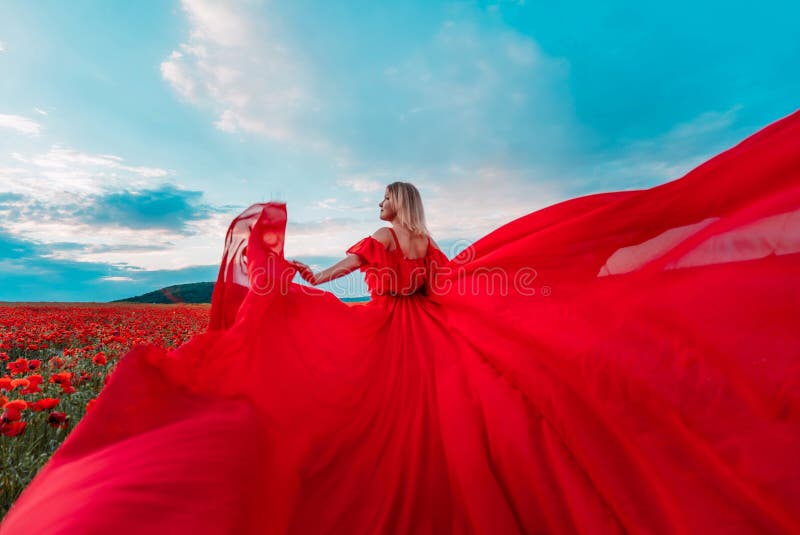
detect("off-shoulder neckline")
[365,235,429,261]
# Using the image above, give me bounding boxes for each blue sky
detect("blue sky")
[1,0,798,301]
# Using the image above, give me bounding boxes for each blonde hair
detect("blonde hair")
[386,181,430,236]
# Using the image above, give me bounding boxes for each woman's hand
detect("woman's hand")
[290,254,361,287]
[289,260,316,285]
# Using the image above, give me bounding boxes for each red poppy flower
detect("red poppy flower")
[92,353,107,365]
[3,399,28,411]
[10,378,30,391]
[47,411,69,429]
[86,397,97,411]
[74,371,89,385]
[1,421,27,437]
[49,372,73,384]
[32,398,60,411]
[2,407,22,423]
[7,358,29,375]
[26,374,43,385]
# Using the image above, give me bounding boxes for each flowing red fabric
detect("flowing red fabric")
[3,111,800,534]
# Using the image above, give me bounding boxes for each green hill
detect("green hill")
[113,282,215,304]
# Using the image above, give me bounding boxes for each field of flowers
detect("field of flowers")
[0,303,210,516]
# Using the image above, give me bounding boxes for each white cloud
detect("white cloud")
[0,143,221,272]
[381,20,573,154]
[664,106,741,141]
[213,109,292,140]
[1,196,235,272]
[159,1,579,234]
[0,114,42,136]
[33,108,48,116]
[0,40,5,53]
[415,165,567,245]
[181,0,252,48]
[0,145,173,200]
[503,34,538,66]
[312,198,338,209]
[30,145,172,178]
[585,106,744,191]
[160,56,198,102]
[337,177,384,193]
[100,276,135,282]
[160,0,328,149]
[47,212,236,271]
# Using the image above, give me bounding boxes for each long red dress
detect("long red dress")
[2,110,800,534]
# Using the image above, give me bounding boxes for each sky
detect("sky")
[1,0,798,301]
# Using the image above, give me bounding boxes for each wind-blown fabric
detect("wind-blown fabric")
[2,110,800,534]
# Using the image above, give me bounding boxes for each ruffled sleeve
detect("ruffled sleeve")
[346,236,389,269]
[423,243,450,297]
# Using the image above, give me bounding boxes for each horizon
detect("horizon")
[1,1,799,301]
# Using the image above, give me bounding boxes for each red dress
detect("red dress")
[3,111,800,534]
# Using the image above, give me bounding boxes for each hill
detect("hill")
[112,282,214,304]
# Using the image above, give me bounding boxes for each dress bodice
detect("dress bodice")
[346,229,448,298]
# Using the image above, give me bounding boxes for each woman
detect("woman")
[290,181,443,291]
[2,111,799,534]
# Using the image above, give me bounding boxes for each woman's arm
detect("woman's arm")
[312,254,363,285]
[290,228,388,286]
[290,254,363,286]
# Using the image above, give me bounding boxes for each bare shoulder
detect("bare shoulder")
[427,235,441,250]
[371,227,393,248]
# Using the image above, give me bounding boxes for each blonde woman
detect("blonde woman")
[292,181,444,291]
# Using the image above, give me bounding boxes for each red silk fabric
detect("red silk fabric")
[346,235,449,297]
[3,111,800,534]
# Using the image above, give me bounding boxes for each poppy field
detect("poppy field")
[0,303,210,516]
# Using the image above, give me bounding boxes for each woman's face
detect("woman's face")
[379,189,395,221]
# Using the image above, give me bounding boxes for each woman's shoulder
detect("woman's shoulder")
[345,228,394,267]
[370,227,394,250]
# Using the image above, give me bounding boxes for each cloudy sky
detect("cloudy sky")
[1,0,798,301]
